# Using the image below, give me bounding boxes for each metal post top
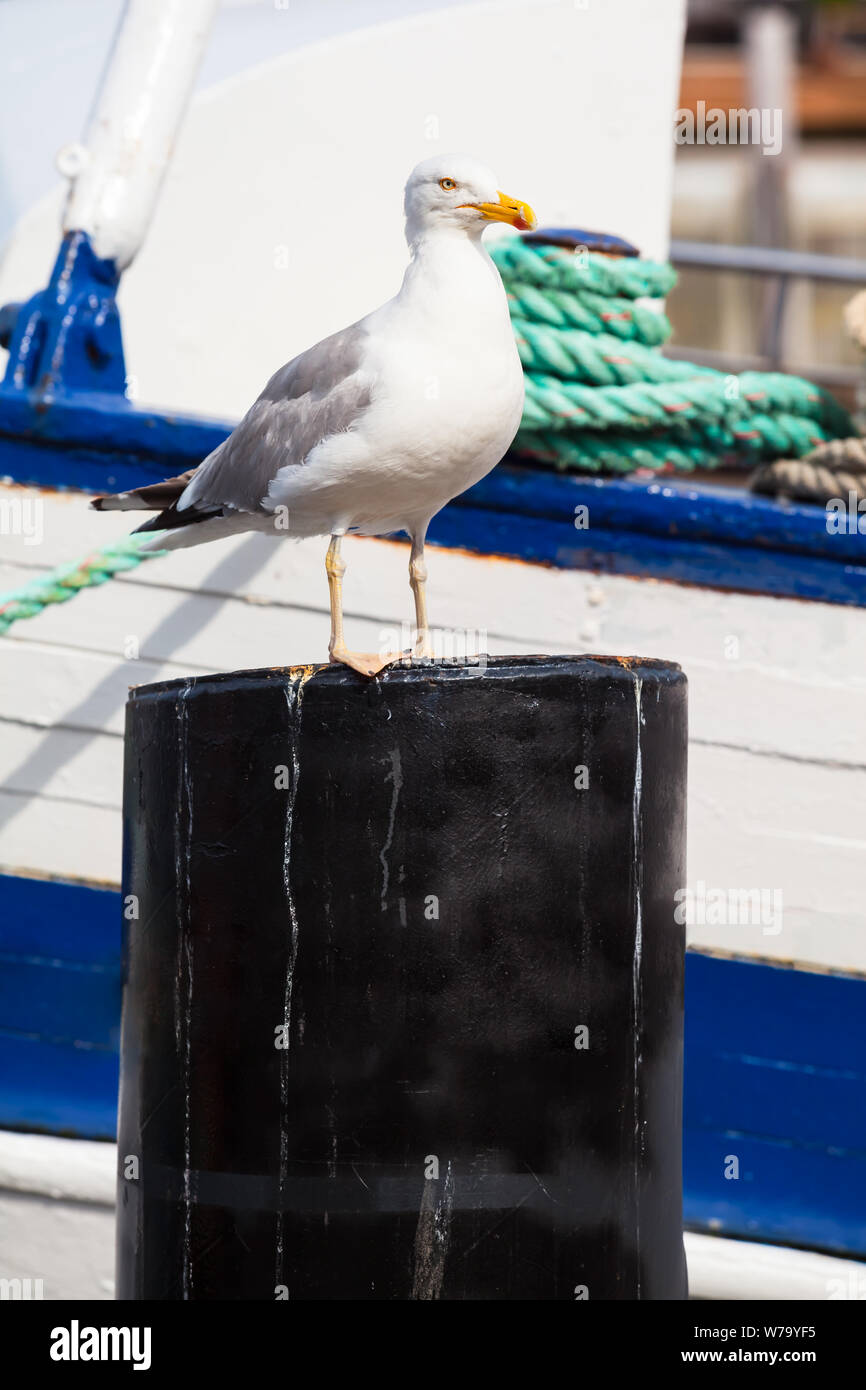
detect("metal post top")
[127,654,686,706]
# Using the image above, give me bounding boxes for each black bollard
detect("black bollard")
[116,655,687,1301]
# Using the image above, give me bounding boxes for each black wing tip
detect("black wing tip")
[133,504,224,534]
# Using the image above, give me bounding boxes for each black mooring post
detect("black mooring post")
[116,655,688,1301]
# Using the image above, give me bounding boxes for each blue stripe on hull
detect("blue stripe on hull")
[0,1034,119,1140]
[428,504,866,606]
[1,395,865,605]
[0,873,120,1137]
[1,872,864,1258]
[683,951,866,1255]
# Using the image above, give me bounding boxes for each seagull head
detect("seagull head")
[403,154,537,245]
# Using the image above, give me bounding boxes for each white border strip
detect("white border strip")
[0,1129,115,1206]
[684,1231,865,1301]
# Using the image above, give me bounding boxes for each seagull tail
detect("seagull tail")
[90,469,197,514]
[91,467,225,543]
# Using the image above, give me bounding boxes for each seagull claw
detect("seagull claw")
[329,645,410,679]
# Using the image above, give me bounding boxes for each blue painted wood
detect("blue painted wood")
[0,392,228,472]
[684,952,866,1256]
[685,1131,866,1256]
[0,872,120,1138]
[0,960,119,1049]
[0,232,126,400]
[429,504,866,606]
[0,396,852,561]
[0,1034,119,1140]
[465,465,865,563]
[0,869,121,964]
[2,872,865,1258]
[2,390,864,604]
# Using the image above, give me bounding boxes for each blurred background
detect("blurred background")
[672,0,866,411]
[2,0,865,405]
[3,0,864,425]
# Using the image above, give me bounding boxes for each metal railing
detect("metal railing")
[667,239,866,390]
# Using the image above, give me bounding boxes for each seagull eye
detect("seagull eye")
[439,177,457,190]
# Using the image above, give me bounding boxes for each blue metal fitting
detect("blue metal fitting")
[0,230,127,401]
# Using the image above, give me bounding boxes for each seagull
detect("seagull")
[92,155,536,676]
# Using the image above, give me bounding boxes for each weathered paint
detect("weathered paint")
[0,233,126,401]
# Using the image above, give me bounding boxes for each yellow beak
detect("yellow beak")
[462,189,537,232]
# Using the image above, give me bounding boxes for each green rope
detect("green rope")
[492,239,677,298]
[520,370,849,435]
[490,239,854,476]
[511,320,706,382]
[506,286,672,344]
[516,412,842,475]
[0,533,164,636]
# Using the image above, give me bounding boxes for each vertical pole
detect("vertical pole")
[59,0,219,270]
[116,656,688,1301]
[744,5,799,362]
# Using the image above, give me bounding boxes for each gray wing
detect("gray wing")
[178,322,374,517]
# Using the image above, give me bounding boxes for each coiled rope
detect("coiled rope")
[751,434,866,503]
[489,237,853,474]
